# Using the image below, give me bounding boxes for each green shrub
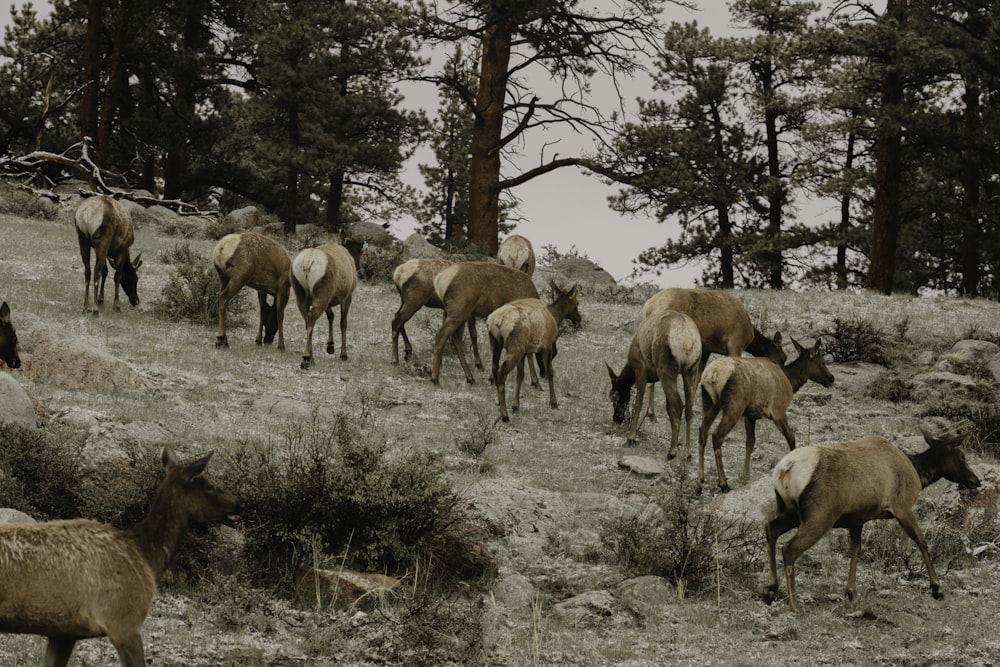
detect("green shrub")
[225,414,486,587]
[600,474,760,596]
[919,396,1000,457]
[823,317,890,364]
[0,423,83,519]
[359,243,407,283]
[866,373,914,403]
[153,243,248,326]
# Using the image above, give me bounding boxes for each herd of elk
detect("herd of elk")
[1,207,987,636]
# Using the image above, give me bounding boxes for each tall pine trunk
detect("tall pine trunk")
[81,0,102,143]
[467,20,512,255]
[959,76,981,297]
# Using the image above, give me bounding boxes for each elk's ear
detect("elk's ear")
[0,301,9,324]
[790,336,804,354]
[772,331,783,347]
[606,362,618,382]
[132,253,144,270]
[161,446,179,469]
[184,452,214,479]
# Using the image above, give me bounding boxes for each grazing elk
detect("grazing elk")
[75,195,143,314]
[0,446,240,667]
[607,310,702,459]
[430,262,540,385]
[391,258,479,366]
[291,242,358,370]
[0,301,20,369]
[213,232,292,350]
[698,337,834,492]
[487,284,580,421]
[765,427,981,612]
[497,234,536,276]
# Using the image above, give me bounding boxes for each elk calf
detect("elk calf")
[75,195,143,314]
[430,262,540,384]
[487,284,579,421]
[391,258,479,366]
[291,242,358,369]
[0,301,20,369]
[0,446,240,667]
[497,234,536,276]
[607,310,701,459]
[213,232,292,349]
[698,338,834,492]
[765,428,980,612]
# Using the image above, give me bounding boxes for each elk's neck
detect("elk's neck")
[906,450,941,489]
[782,360,810,393]
[126,489,191,578]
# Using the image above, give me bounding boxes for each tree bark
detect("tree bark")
[959,75,981,297]
[96,0,131,168]
[467,20,512,255]
[866,0,907,295]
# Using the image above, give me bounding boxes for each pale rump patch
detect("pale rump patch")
[74,198,108,237]
[292,248,330,293]
[699,356,737,402]
[393,259,421,289]
[487,299,552,348]
[432,263,460,302]
[771,446,822,507]
[666,316,701,368]
[212,233,242,269]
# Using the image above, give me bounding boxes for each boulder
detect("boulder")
[402,233,443,259]
[221,205,265,232]
[551,590,635,627]
[548,257,617,288]
[0,372,37,429]
[0,508,36,524]
[344,220,393,247]
[946,340,1000,365]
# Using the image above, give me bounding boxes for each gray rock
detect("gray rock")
[344,220,393,247]
[222,205,265,231]
[551,590,634,627]
[989,353,1000,385]
[912,371,977,390]
[618,455,666,477]
[0,508,36,524]
[402,233,443,259]
[493,573,536,609]
[947,340,1000,365]
[548,257,617,287]
[0,372,37,429]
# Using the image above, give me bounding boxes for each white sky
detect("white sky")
[2,1,834,288]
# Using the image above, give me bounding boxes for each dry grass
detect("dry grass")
[1,207,1000,665]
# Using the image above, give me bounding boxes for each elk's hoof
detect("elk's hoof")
[666,451,677,461]
[340,353,348,361]
[719,483,731,493]
[326,342,336,355]
[845,589,856,601]
[932,587,944,600]
[763,587,779,605]
[300,357,312,370]
[277,343,285,351]
[550,401,558,409]
[215,337,229,348]
[501,415,510,423]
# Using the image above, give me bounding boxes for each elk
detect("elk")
[213,232,292,350]
[75,195,143,314]
[497,234,536,276]
[0,446,240,667]
[698,337,835,492]
[637,287,784,422]
[487,284,579,422]
[291,241,358,370]
[764,427,981,612]
[430,262,541,385]
[0,301,20,369]
[391,258,479,366]
[607,309,702,459]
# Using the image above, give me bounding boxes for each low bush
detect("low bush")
[823,317,890,365]
[225,413,488,588]
[153,243,248,326]
[0,423,83,519]
[600,474,760,596]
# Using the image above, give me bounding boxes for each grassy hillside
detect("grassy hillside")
[1,205,999,665]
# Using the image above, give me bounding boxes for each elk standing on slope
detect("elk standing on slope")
[391,258,479,366]
[765,426,980,612]
[607,309,701,459]
[291,241,358,370]
[497,234,536,276]
[0,301,20,369]
[0,446,240,667]
[75,195,143,314]
[213,232,292,350]
[430,262,541,385]
[487,283,579,421]
[698,337,834,492]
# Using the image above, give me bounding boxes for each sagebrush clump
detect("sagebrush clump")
[153,242,248,326]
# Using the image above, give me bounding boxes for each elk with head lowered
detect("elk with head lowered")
[291,241,359,370]
[764,425,981,612]
[0,446,240,667]
[75,195,142,314]
[607,309,701,459]
[213,232,292,350]
[0,301,20,369]
[487,283,580,422]
[496,234,536,276]
[698,337,835,492]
